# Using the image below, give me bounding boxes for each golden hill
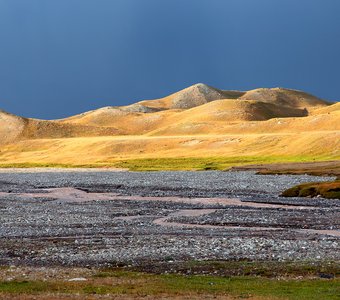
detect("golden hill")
[0,84,339,168]
[54,84,330,134]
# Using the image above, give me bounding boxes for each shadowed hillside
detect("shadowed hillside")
[239,87,329,109]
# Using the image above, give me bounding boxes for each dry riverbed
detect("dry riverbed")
[0,170,339,268]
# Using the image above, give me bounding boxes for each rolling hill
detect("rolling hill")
[0,84,339,168]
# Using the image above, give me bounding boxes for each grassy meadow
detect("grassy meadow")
[0,269,339,300]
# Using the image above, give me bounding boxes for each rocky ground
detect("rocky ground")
[0,170,339,268]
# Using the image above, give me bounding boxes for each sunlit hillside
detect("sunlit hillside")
[0,84,339,168]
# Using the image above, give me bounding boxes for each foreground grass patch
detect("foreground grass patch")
[0,272,339,300]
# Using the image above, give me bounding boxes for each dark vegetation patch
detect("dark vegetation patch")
[231,160,340,177]
[282,181,340,199]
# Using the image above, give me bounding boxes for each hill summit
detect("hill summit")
[170,83,243,109]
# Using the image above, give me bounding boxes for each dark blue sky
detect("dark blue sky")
[0,0,339,119]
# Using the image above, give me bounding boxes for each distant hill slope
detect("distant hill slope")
[52,84,330,135]
[167,99,309,122]
[0,110,26,144]
[0,83,335,147]
[20,119,120,140]
[0,110,120,145]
